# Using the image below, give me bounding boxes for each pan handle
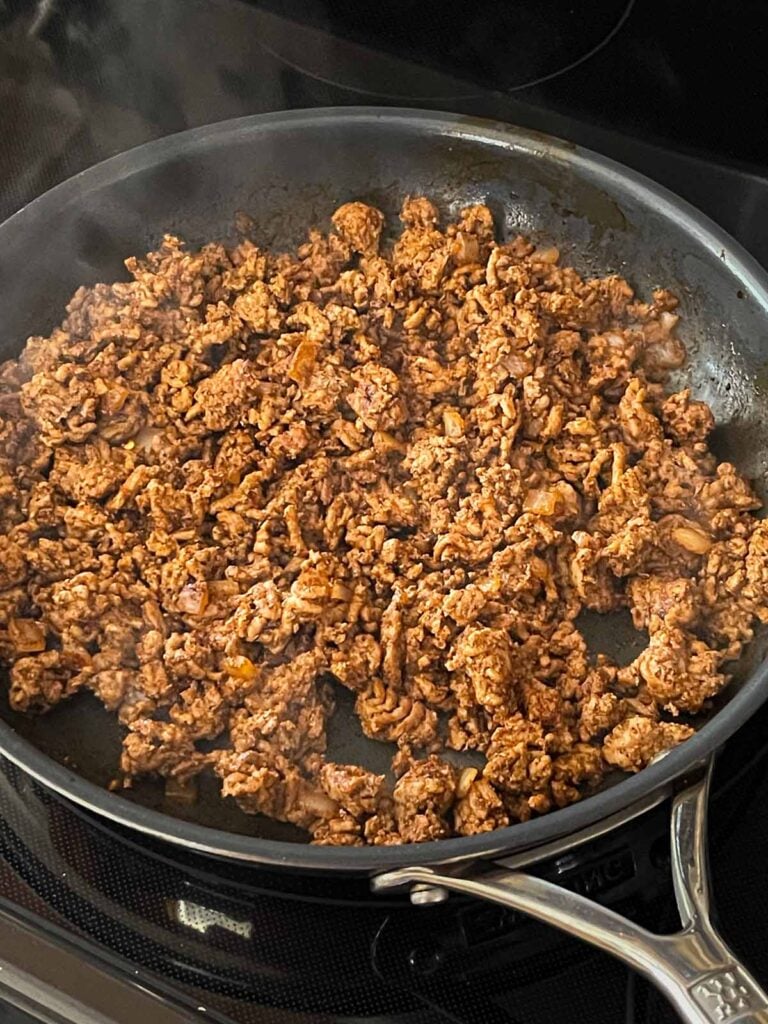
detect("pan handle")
[373,759,768,1024]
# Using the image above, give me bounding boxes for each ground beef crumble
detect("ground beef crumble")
[1,197,766,845]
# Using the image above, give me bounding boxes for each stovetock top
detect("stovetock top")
[2,696,768,1024]
[2,2,768,1022]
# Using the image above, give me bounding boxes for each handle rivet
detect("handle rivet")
[410,884,449,906]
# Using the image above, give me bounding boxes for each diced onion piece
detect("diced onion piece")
[531,246,560,265]
[299,783,339,822]
[451,232,480,266]
[177,582,209,616]
[287,339,319,387]
[671,526,712,554]
[224,655,260,681]
[373,431,406,453]
[133,425,163,451]
[457,767,478,798]
[443,408,465,438]
[524,488,559,516]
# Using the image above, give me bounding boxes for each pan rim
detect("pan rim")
[2,105,768,873]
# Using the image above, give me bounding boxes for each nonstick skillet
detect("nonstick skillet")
[1,109,767,1023]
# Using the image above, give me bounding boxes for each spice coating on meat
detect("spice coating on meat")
[1,197,765,844]
[393,756,457,843]
[602,716,694,772]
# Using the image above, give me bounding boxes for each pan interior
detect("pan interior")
[1,111,767,846]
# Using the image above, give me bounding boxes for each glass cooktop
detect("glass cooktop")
[2,1,768,1022]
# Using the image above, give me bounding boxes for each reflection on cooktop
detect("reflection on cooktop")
[253,0,635,95]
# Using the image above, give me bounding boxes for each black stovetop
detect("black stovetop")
[2,698,768,1024]
[2,2,768,1022]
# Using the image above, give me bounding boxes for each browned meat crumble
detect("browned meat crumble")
[2,196,767,845]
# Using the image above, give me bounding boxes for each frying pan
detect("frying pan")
[0,108,767,1023]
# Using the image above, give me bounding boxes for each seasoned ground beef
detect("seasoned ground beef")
[2,196,766,845]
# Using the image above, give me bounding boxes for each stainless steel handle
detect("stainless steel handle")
[373,759,768,1024]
